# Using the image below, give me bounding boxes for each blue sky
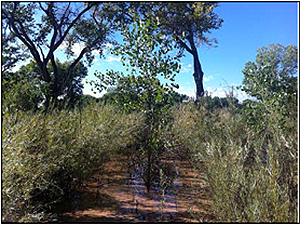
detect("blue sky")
[198,2,298,101]
[80,2,298,101]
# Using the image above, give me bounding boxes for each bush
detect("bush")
[169,95,298,222]
[2,104,143,222]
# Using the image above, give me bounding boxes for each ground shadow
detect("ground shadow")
[55,156,214,223]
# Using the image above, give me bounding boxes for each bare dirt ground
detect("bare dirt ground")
[58,155,214,223]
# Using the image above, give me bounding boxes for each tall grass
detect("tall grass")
[2,96,297,223]
[170,101,298,222]
[2,104,143,222]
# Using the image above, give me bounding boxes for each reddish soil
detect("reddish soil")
[58,156,214,223]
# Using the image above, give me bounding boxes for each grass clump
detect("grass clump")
[2,104,143,222]
[169,98,298,223]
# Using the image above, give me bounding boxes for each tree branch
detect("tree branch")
[59,2,71,32]
[176,37,193,54]
[92,6,101,27]
[39,3,60,65]
[57,46,88,96]
[37,44,46,61]
[53,3,94,51]
[50,52,60,99]
[6,3,51,83]
[9,18,41,65]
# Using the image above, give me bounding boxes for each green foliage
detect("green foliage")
[91,15,182,107]
[151,2,223,97]
[196,92,241,112]
[240,44,298,132]
[1,76,43,113]
[91,13,183,123]
[2,63,44,113]
[170,100,297,222]
[1,60,88,113]
[2,105,143,222]
[1,24,29,74]
[101,87,189,109]
[241,44,297,100]
[90,15,183,192]
[155,2,224,48]
[1,2,117,111]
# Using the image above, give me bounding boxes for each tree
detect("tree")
[240,44,298,118]
[1,22,29,74]
[97,2,223,99]
[241,44,297,100]
[240,44,298,134]
[2,60,88,112]
[153,2,223,98]
[91,16,181,192]
[52,60,88,109]
[2,60,43,113]
[2,2,116,111]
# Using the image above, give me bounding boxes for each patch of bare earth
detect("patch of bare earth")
[59,156,214,223]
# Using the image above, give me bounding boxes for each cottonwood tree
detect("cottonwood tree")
[91,16,182,192]
[2,2,118,111]
[241,44,297,101]
[153,2,223,99]
[2,59,88,112]
[241,44,298,176]
[241,44,298,124]
[1,23,29,75]
[94,2,223,100]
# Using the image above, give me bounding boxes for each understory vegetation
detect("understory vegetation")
[171,97,298,222]
[2,89,298,222]
[2,105,143,222]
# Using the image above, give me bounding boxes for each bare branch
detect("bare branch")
[9,18,41,65]
[37,44,46,61]
[38,3,59,65]
[59,2,71,25]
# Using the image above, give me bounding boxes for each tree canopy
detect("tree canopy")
[154,2,224,98]
[2,2,116,110]
[89,2,224,99]
[2,59,88,112]
[2,2,224,110]
[240,44,298,130]
[241,44,297,101]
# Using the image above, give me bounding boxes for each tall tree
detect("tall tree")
[2,60,88,112]
[1,21,29,75]
[2,2,115,110]
[153,2,223,98]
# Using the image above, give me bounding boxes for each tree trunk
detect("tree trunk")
[146,148,151,193]
[193,54,204,98]
[178,34,205,99]
[188,35,204,98]
[44,94,51,113]
[40,63,53,112]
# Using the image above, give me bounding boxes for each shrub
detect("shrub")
[2,104,143,222]
[169,96,298,222]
